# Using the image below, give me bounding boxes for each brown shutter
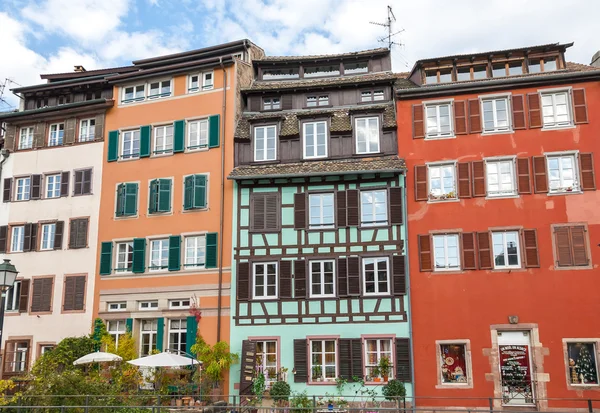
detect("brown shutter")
[31,278,53,313]
[294,259,306,299]
[521,229,540,268]
[347,256,360,296]
[336,191,347,227]
[69,220,78,249]
[477,232,492,269]
[251,193,265,231]
[239,340,257,395]
[339,339,362,382]
[395,338,412,382]
[471,161,486,197]
[30,175,42,200]
[527,93,542,128]
[94,113,105,141]
[346,189,359,226]
[33,122,45,148]
[293,339,308,383]
[457,162,472,198]
[23,223,32,252]
[63,276,76,311]
[554,227,573,267]
[3,178,12,202]
[74,171,83,195]
[412,104,424,138]
[64,118,76,144]
[0,226,7,253]
[579,153,596,191]
[414,165,428,201]
[279,260,292,299]
[30,223,38,252]
[60,171,69,197]
[250,97,261,112]
[237,262,249,301]
[389,187,403,225]
[69,219,88,249]
[468,98,481,133]
[337,257,348,297]
[265,193,280,232]
[73,277,86,311]
[516,158,532,194]
[454,100,467,135]
[418,234,432,272]
[293,193,306,229]
[53,221,64,250]
[570,226,589,266]
[82,169,92,194]
[3,125,16,152]
[532,156,548,193]
[281,95,292,110]
[19,279,30,312]
[572,88,588,124]
[461,232,477,270]
[511,95,526,130]
[392,255,406,295]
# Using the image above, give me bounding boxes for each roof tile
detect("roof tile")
[244,72,402,92]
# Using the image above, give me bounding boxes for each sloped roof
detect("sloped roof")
[254,48,389,63]
[244,72,402,92]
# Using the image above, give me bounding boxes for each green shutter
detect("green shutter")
[208,115,220,148]
[158,179,172,212]
[140,125,151,158]
[107,131,119,162]
[186,316,198,356]
[126,318,133,333]
[173,120,185,153]
[168,235,181,271]
[125,183,138,216]
[156,318,164,352]
[132,238,146,274]
[183,176,194,210]
[148,179,158,213]
[100,242,113,275]
[205,232,218,269]
[193,175,207,209]
[115,184,125,216]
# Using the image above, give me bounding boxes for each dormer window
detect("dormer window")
[425,68,452,84]
[123,85,145,103]
[148,80,171,99]
[262,68,300,80]
[528,57,558,73]
[307,95,329,107]
[361,90,385,103]
[263,97,281,111]
[344,61,368,75]
[492,61,524,78]
[304,65,340,78]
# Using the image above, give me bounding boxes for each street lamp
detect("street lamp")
[0,259,19,351]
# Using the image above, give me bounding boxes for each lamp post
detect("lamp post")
[0,259,19,350]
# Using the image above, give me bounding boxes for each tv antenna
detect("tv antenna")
[0,78,22,110]
[370,5,404,50]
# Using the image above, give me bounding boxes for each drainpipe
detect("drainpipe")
[216,57,227,342]
[0,149,10,183]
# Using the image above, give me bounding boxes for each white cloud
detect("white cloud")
[100,30,185,61]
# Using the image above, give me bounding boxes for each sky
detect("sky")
[0,0,598,110]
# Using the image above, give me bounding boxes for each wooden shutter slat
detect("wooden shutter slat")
[554,227,573,267]
[511,95,526,130]
[53,221,64,250]
[471,161,486,197]
[392,255,406,295]
[389,187,403,225]
[279,260,292,299]
[60,171,69,197]
[572,88,588,124]
[395,338,412,382]
[414,165,428,201]
[237,262,250,301]
[19,279,29,313]
[63,277,76,311]
[454,100,467,135]
[517,158,532,194]
[339,339,362,381]
[570,226,589,266]
[294,259,306,299]
[94,113,104,141]
[82,169,92,195]
[0,226,7,253]
[418,234,432,272]
[69,220,78,249]
[347,256,360,296]
[412,104,424,139]
[23,223,32,252]
[30,175,41,200]
[265,193,280,232]
[461,232,477,270]
[293,193,306,229]
[74,171,83,196]
[336,191,347,227]
[30,223,37,252]
[522,229,540,268]
[457,162,472,198]
[3,178,12,203]
[337,257,348,297]
[74,276,86,311]
[239,340,257,394]
[346,190,359,226]
[468,99,481,133]
[251,193,265,231]
[532,156,548,193]
[76,218,88,248]
[579,153,596,191]
[527,93,542,128]
[477,232,492,269]
[293,339,308,383]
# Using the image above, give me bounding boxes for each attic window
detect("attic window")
[344,61,368,75]
[262,68,300,80]
[529,57,558,73]
[304,65,340,78]
[425,68,452,84]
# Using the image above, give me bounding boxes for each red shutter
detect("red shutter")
[454,101,467,135]
[570,226,589,266]
[461,232,477,270]
[527,93,542,128]
[516,158,532,194]
[532,156,548,193]
[418,234,432,272]
[521,229,540,268]
[457,162,472,198]
[468,99,481,133]
[414,165,428,201]
[389,187,403,225]
[293,193,306,229]
[572,88,588,124]
[347,256,360,295]
[346,190,359,226]
[579,153,596,191]
[511,95,526,130]
[412,104,424,139]
[471,161,486,197]
[477,232,492,270]
[237,262,249,301]
[336,191,347,227]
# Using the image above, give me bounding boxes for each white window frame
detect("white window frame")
[153,124,174,154]
[256,340,278,383]
[11,226,24,252]
[302,121,328,159]
[254,125,277,162]
[45,174,61,199]
[149,238,169,271]
[263,97,281,111]
[40,345,54,355]
[4,280,21,312]
[187,119,209,150]
[12,342,28,372]
[355,117,380,154]
[427,162,457,201]
[184,235,206,269]
[139,300,159,311]
[485,158,517,197]
[168,318,187,353]
[360,189,388,227]
[424,101,454,138]
[545,152,580,193]
[115,241,134,273]
[48,123,64,147]
[140,319,158,356]
[122,84,146,104]
[541,90,573,129]
[309,339,338,382]
[79,118,96,142]
[121,129,140,159]
[107,320,127,348]
[438,341,471,386]
[362,257,390,296]
[18,127,33,150]
[252,262,278,300]
[432,234,461,272]
[309,260,336,298]
[202,72,213,90]
[308,193,335,229]
[565,341,600,387]
[364,338,394,381]
[169,299,191,309]
[306,95,329,107]
[40,223,56,251]
[15,177,30,201]
[491,231,522,269]
[108,302,127,312]
[188,74,200,92]
[148,79,172,99]
[481,96,512,133]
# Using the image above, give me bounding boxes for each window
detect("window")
[4,281,21,312]
[567,342,598,385]
[188,72,213,91]
[107,320,127,348]
[148,80,171,99]
[188,75,200,91]
[428,163,456,200]
[344,62,368,75]
[425,102,453,138]
[45,174,61,198]
[433,234,460,271]
[140,319,158,356]
[439,69,452,83]
[365,338,393,381]
[169,299,190,309]
[116,183,138,217]
[183,174,207,210]
[115,242,134,273]
[168,318,187,353]
[150,239,169,271]
[508,61,523,76]
[3,341,29,373]
[40,345,54,356]
[253,262,277,299]
[40,223,56,250]
[306,95,329,107]
[492,231,521,269]
[153,125,174,154]
[473,65,487,79]
[529,57,558,73]
[48,123,64,146]
[425,70,438,84]
[108,302,126,312]
[121,130,141,159]
[184,235,205,268]
[481,97,510,132]
[492,63,507,78]
[263,98,280,111]
[262,68,299,80]
[553,225,590,267]
[139,301,159,310]
[547,154,579,192]
[310,339,337,381]
[63,275,86,311]
[18,127,33,150]
[309,193,334,229]
[440,343,469,384]
[541,91,572,128]
[486,159,516,196]
[361,90,385,102]
[256,340,278,383]
[148,179,172,214]
[74,169,92,196]
[309,260,335,297]
[304,65,340,78]
[187,119,208,150]
[11,226,24,252]
[16,177,31,201]
[360,190,388,226]
[457,67,471,81]
[122,85,145,103]
[355,117,380,154]
[303,121,327,159]
[363,257,389,296]
[79,119,95,142]
[202,72,213,89]
[254,125,277,162]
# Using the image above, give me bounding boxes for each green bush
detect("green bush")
[381,379,406,401]
[289,391,312,413]
[270,381,291,402]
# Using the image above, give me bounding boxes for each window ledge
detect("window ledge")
[151,151,174,158]
[489,267,527,273]
[541,125,576,132]
[181,207,208,214]
[481,129,513,136]
[547,190,583,197]
[424,135,456,141]
[435,383,473,390]
[307,380,338,385]
[485,194,519,200]
[117,157,140,163]
[427,198,460,204]
[147,211,174,218]
[115,215,139,220]
[433,269,464,275]
[185,147,209,153]
[553,264,593,271]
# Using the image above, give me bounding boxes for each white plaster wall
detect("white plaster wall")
[2,142,103,360]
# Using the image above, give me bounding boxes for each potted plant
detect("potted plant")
[371,366,381,382]
[382,379,406,406]
[270,380,291,407]
[312,365,322,382]
[378,356,391,382]
[278,366,289,382]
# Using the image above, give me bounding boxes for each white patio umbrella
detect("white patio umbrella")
[73,351,123,365]
[127,352,201,367]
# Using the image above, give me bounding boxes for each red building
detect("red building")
[396,43,600,411]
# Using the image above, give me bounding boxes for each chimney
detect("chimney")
[591,51,600,68]
[74,65,86,72]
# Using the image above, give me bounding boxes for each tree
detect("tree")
[576,345,598,384]
[190,334,239,387]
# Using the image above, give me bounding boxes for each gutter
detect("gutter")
[0,99,111,121]
[228,167,407,181]
[0,149,10,195]
[216,56,227,342]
